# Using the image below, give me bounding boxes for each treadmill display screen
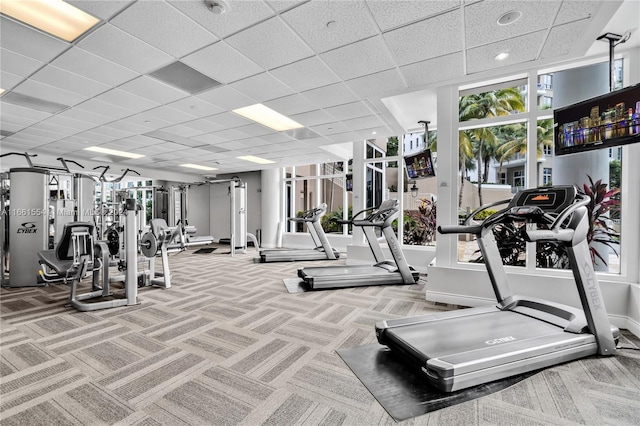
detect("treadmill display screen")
[510,186,575,213]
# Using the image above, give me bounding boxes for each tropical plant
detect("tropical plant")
[321,206,352,233]
[397,198,437,245]
[582,175,620,265]
[496,118,554,168]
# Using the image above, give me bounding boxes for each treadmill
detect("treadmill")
[297,199,419,289]
[376,186,619,392]
[260,203,340,262]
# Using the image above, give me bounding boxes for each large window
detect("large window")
[284,162,351,235]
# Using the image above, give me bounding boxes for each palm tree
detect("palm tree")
[459,88,525,205]
[496,118,554,183]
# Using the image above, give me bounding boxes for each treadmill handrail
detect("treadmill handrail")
[289,203,327,222]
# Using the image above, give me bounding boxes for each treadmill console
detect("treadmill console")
[507,186,576,215]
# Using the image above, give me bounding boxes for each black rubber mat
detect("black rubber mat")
[193,247,217,254]
[337,344,538,421]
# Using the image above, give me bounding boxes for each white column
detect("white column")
[260,168,281,248]
[351,140,366,244]
[435,84,458,268]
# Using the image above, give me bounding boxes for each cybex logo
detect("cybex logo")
[17,222,38,234]
[485,336,516,345]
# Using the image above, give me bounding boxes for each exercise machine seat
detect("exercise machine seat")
[38,222,94,276]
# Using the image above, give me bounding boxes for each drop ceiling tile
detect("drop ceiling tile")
[324,131,360,143]
[111,1,217,58]
[0,48,43,79]
[12,80,86,107]
[11,128,59,144]
[264,93,317,116]
[180,118,226,135]
[554,1,600,25]
[320,36,395,81]
[119,76,188,104]
[367,0,461,31]
[324,101,375,121]
[540,20,590,60]
[400,52,464,88]
[341,114,384,131]
[189,133,229,145]
[30,121,80,138]
[259,132,296,144]
[212,128,247,141]
[143,106,199,127]
[205,112,254,129]
[1,103,52,123]
[165,97,225,118]
[0,71,22,91]
[230,73,294,102]
[270,56,340,92]
[73,130,118,144]
[125,112,174,130]
[281,0,378,53]
[68,0,133,20]
[265,1,307,13]
[75,98,135,120]
[301,83,359,109]
[196,86,255,111]
[55,107,114,126]
[150,124,199,138]
[169,0,274,39]
[41,115,97,132]
[355,126,392,139]
[309,122,350,136]
[30,65,110,98]
[1,136,45,148]
[51,48,138,87]
[181,42,264,85]
[235,124,277,137]
[383,9,462,66]
[464,0,560,49]
[216,140,249,151]
[466,30,547,74]
[77,24,174,74]
[344,69,406,99]
[95,87,161,115]
[290,109,335,127]
[226,17,314,70]
[0,16,69,63]
[102,120,155,136]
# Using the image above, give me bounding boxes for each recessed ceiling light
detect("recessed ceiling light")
[495,52,510,61]
[497,10,522,26]
[237,155,275,165]
[0,88,5,95]
[232,104,304,131]
[0,0,100,42]
[180,163,218,171]
[84,146,144,159]
[372,131,377,135]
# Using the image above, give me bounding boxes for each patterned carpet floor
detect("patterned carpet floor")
[1,245,639,425]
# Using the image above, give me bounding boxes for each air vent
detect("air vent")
[2,92,69,113]
[0,129,15,138]
[200,145,229,153]
[144,130,205,147]
[284,127,320,140]
[149,61,221,94]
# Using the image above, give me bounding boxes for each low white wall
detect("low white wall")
[427,266,638,336]
[346,244,436,274]
[281,233,352,254]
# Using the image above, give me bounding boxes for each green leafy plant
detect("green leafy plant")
[582,175,620,265]
[321,206,352,233]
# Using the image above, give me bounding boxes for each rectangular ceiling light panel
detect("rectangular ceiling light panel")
[0,0,100,42]
[84,146,144,159]
[233,104,304,131]
[2,92,69,113]
[149,61,221,94]
[180,163,217,171]
[237,155,275,164]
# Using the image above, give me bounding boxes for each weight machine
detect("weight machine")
[203,177,258,256]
